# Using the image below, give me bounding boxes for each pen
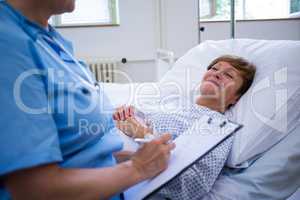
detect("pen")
[134,138,153,144]
[134,133,156,145]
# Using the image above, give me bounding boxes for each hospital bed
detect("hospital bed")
[102,39,300,200]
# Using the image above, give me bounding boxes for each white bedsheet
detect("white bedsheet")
[289,189,300,200]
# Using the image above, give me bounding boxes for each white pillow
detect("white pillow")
[159,39,300,167]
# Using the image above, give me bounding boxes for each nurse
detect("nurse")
[0,0,175,199]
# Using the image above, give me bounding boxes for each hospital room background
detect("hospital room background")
[50,0,300,199]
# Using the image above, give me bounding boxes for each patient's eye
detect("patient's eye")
[211,66,218,71]
[225,72,233,79]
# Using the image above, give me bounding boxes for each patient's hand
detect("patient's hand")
[113,106,151,138]
[116,117,150,138]
[113,105,135,121]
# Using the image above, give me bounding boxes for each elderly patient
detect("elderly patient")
[114,55,256,199]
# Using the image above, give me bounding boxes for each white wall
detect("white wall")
[57,0,199,83]
[60,0,157,60]
[162,0,199,57]
[58,0,157,82]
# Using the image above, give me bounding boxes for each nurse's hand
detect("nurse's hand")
[113,105,135,121]
[130,133,176,180]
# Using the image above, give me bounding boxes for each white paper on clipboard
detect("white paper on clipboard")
[124,115,242,200]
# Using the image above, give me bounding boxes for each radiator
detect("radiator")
[86,59,118,83]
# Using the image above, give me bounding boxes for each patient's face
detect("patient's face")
[200,61,244,108]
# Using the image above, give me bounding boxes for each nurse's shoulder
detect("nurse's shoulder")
[0,2,38,71]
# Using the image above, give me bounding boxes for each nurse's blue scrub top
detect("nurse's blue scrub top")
[0,1,123,199]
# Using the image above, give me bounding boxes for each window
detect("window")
[51,0,119,27]
[199,0,300,21]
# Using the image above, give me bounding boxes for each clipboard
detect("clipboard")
[124,115,242,200]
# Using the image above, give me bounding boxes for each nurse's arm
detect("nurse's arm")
[4,162,141,200]
[3,134,175,200]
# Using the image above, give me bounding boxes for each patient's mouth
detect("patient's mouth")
[207,80,220,87]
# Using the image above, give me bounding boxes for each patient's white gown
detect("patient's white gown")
[144,104,233,200]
